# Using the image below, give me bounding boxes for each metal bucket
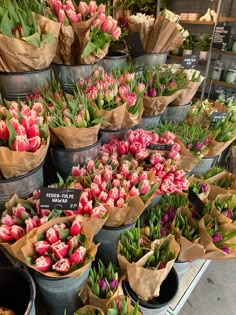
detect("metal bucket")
[122,267,179,315]
[32,263,90,315]
[99,52,129,72]
[140,114,161,129]
[161,103,191,123]
[132,53,168,67]
[0,67,51,100]
[189,156,218,177]
[0,162,44,214]
[52,63,98,94]
[100,126,131,144]
[93,221,137,266]
[0,267,36,315]
[50,135,102,178]
[174,260,191,281]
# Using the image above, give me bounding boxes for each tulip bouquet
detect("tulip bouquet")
[187,176,210,201]
[77,67,144,129]
[199,216,236,259]
[106,295,140,315]
[45,0,121,64]
[80,260,121,312]
[74,305,104,315]
[0,100,49,178]
[21,215,98,276]
[40,79,102,149]
[141,66,187,116]
[201,166,225,179]
[171,207,206,262]
[125,235,180,300]
[210,194,236,224]
[0,0,59,71]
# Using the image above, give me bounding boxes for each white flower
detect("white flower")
[129,13,155,26]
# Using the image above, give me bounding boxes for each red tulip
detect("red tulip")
[35,240,51,255]
[52,258,71,274]
[28,136,41,152]
[0,225,13,242]
[25,217,38,233]
[88,1,97,15]
[78,1,89,15]
[27,125,40,138]
[11,225,24,240]
[46,227,60,244]
[0,120,9,140]
[35,255,52,272]
[1,214,14,226]
[13,135,29,151]
[69,217,83,236]
[51,240,69,260]
[69,246,86,264]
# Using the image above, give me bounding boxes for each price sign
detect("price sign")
[147,143,173,150]
[213,25,231,50]
[125,32,145,58]
[210,112,227,127]
[188,188,205,216]
[40,187,81,211]
[181,55,197,69]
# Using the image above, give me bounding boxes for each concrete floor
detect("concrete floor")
[179,260,236,315]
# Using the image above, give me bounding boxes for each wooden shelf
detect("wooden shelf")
[207,79,236,89]
[179,19,215,25]
[219,17,236,23]
[212,49,236,56]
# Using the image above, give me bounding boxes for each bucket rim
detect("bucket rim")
[0,66,51,76]
[100,126,131,133]
[122,267,179,309]
[0,266,36,313]
[0,160,45,183]
[103,52,129,59]
[103,220,136,230]
[52,63,99,69]
[168,101,192,108]
[142,114,161,119]
[50,132,101,152]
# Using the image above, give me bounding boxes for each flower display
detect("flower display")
[214,195,236,221]
[107,295,140,315]
[23,216,97,275]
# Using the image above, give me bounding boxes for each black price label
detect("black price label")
[40,187,81,211]
[213,26,231,49]
[181,55,197,69]
[210,112,227,127]
[147,143,173,150]
[188,188,205,215]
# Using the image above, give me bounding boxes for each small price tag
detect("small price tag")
[147,143,173,150]
[213,25,231,50]
[181,55,197,69]
[210,112,227,127]
[188,188,205,216]
[40,187,81,211]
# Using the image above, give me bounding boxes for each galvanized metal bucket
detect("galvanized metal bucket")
[100,127,131,144]
[93,221,137,266]
[174,260,191,281]
[0,162,44,214]
[52,63,98,94]
[132,53,168,67]
[161,103,191,123]
[0,267,36,315]
[99,52,129,72]
[50,134,102,178]
[122,267,179,315]
[140,114,161,129]
[0,67,51,100]
[189,156,218,177]
[32,263,90,315]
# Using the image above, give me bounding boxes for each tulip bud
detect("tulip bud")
[0,120,9,140]
[52,257,71,274]
[69,216,83,236]
[28,136,41,152]
[66,9,80,23]
[88,0,97,15]
[11,225,24,240]
[35,240,51,255]
[0,225,13,242]
[25,217,38,233]
[27,125,40,138]
[51,240,69,260]
[46,227,60,244]
[69,246,86,264]
[78,1,89,15]
[35,256,52,272]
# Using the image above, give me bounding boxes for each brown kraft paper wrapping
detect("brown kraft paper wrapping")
[21,215,100,277]
[0,139,49,179]
[171,81,204,106]
[143,90,182,116]
[106,295,143,315]
[188,176,210,201]
[0,16,60,72]
[175,136,199,172]
[53,24,79,65]
[126,236,180,300]
[205,133,236,158]
[50,124,100,149]
[121,102,144,129]
[81,44,109,65]
[208,183,236,200]
[171,207,206,262]
[74,305,104,315]
[199,216,236,260]
[209,193,236,225]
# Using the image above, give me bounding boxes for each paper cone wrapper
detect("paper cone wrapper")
[146,16,183,53]
[21,215,100,277]
[106,295,142,315]
[143,90,182,116]
[209,193,236,225]
[0,15,60,72]
[206,171,236,189]
[50,124,100,149]
[53,24,79,65]
[74,305,104,315]
[171,81,204,106]
[121,101,144,129]
[81,44,109,65]
[188,176,210,201]
[126,236,179,300]
[199,217,236,260]
[0,138,49,179]
[205,133,236,158]
[171,207,205,262]
[208,184,236,201]
[128,22,140,33]
[175,137,200,172]
[186,115,210,128]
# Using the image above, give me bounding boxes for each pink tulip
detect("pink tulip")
[91,204,107,218]
[15,125,27,136]
[118,85,129,100]
[68,236,79,251]
[91,183,101,197]
[12,135,29,151]
[136,83,145,94]
[32,102,44,114]
[108,187,119,201]
[93,174,102,186]
[101,19,113,33]
[98,4,105,14]
[111,27,121,39]
[21,115,36,132]
[52,258,71,274]
[11,225,24,240]
[46,227,60,244]
[66,9,81,23]
[105,198,115,208]
[78,1,89,15]
[163,130,176,141]
[28,125,40,138]
[35,240,51,255]
[139,179,151,195]
[117,141,129,155]
[70,246,86,264]
[129,187,140,197]
[25,217,38,233]
[148,88,157,97]
[35,255,52,272]
[20,104,31,115]
[70,216,83,236]
[0,225,13,242]
[28,136,41,152]
[83,200,93,215]
[86,85,98,100]
[0,120,9,140]
[58,9,66,24]
[65,0,75,11]
[1,214,14,226]
[48,0,63,14]
[99,13,106,23]
[9,101,19,111]
[51,240,69,260]
[88,0,97,16]
[126,93,137,107]
[136,149,149,160]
